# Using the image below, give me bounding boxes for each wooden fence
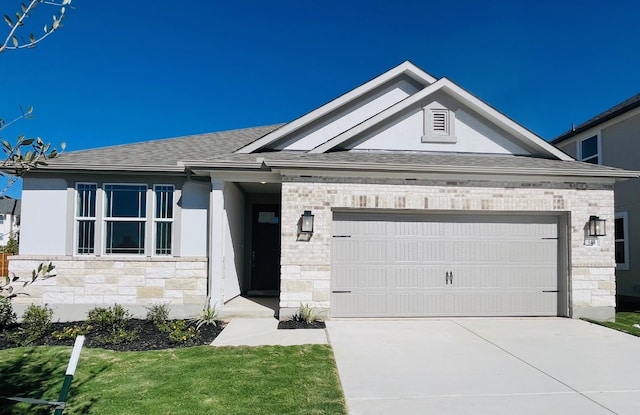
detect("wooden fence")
[0,252,12,276]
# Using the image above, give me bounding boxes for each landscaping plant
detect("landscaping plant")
[14,303,53,346]
[86,304,138,345]
[191,304,218,329]
[0,295,16,330]
[293,302,316,324]
[145,302,170,326]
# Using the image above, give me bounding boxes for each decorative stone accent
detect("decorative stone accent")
[9,256,208,319]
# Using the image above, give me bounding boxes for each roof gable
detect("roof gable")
[237,62,572,161]
[236,61,436,154]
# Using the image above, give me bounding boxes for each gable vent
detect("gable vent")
[432,111,448,134]
[422,107,456,143]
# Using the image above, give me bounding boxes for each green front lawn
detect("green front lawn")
[0,345,346,415]
[596,312,640,337]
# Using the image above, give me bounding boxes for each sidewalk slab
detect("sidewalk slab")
[211,318,328,346]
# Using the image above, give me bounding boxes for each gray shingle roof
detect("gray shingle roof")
[47,124,283,170]
[553,93,640,144]
[39,124,637,179]
[0,197,19,215]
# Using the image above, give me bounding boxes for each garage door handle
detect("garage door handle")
[542,290,559,293]
[445,272,450,285]
[332,290,352,294]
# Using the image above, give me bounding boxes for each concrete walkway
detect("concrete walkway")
[211,318,328,346]
[327,318,640,415]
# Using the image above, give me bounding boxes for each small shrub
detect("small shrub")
[191,304,217,330]
[0,296,17,330]
[146,302,170,327]
[18,304,53,345]
[87,304,138,345]
[52,324,92,341]
[292,303,316,324]
[87,304,131,332]
[166,320,200,345]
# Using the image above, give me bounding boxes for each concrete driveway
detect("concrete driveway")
[326,318,640,415]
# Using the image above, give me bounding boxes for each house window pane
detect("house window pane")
[615,217,624,240]
[155,185,173,219]
[77,220,95,254]
[580,136,598,163]
[615,241,626,264]
[76,183,97,255]
[155,222,172,255]
[77,184,97,217]
[105,185,146,218]
[615,216,627,267]
[105,221,145,254]
[154,185,174,255]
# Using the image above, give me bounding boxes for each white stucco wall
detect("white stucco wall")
[222,182,244,302]
[280,79,420,151]
[350,108,530,154]
[180,181,209,256]
[20,178,68,255]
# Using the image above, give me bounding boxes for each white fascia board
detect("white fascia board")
[267,160,639,179]
[178,160,264,170]
[36,164,184,173]
[276,168,619,185]
[311,78,574,161]
[235,61,436,154]
[208,171,281,183]
[310,80,447,153]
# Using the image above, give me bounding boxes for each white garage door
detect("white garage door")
[331,213,559,317]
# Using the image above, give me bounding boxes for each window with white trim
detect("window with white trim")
[615,212,629,270]
[579,135,600,164]
[76,183,97,254]
[104,184,147,255]
[154,185,174,255]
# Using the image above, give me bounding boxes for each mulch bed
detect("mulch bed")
[0,319,225,351]
[277,320,326,329]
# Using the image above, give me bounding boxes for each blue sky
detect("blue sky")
[1,0,639,196]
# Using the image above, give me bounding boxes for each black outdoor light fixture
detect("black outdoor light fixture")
[297,210,314,241]
[588,215,606,237]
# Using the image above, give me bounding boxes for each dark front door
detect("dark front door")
[251,204,281,293]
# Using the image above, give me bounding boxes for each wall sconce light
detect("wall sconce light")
[297,210,314,241]
[588,215,606,237]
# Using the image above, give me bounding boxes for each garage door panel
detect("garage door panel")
[333,266,387,290]
[331,213,561,317]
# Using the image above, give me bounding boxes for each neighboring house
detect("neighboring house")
[552,94,640,307]
[0,196,20,248]
[8,62,638,322]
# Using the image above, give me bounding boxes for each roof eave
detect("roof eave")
[265,159,639,179]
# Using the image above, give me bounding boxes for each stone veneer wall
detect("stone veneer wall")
[9,256,208,321]
[279,175,616,321]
